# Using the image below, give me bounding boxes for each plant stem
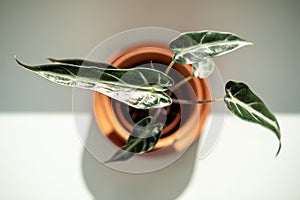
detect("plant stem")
[172,97,224,104]
[172,75,193,91]
[150,60,154,69]
[155,59,174,119]
[164,60,175,74]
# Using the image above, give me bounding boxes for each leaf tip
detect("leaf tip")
[15,57,26,68]
[104,154,133,164]
[15,58,38,72]
[47,57,57,63]
[241,40,254,47]
[275,140,281,157]
[247,41,254,46]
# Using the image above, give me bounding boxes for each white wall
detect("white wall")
[1,0,299,112]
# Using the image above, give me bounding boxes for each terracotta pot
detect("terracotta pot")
[93,45,210,153]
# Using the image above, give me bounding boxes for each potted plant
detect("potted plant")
[16,28,281,170]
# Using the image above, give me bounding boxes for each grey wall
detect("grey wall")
[1,0,299,112]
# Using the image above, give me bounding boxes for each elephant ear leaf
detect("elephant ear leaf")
[224,81,281,156]
[16,58,173,109]
[105,116,163,163]
[169,30,252,64]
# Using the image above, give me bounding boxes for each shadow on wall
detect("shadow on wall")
[81,120,199,200]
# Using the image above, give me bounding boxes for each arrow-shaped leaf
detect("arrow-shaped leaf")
[169,30,252,64]
[16,58,174,109]
[192,58,216,78]
[224,81,281,156]
[105,116,163,163]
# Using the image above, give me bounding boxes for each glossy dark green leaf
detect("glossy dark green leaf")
[126,117,163,153]
[224,81,281,156]
[16,58,174,109]
[105,116,163,163]
[169,30,252,64]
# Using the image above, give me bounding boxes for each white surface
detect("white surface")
[179,114,300,200]
[0,113,299,199]
[0,114,92,200]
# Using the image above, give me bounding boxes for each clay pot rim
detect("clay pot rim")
[93,45,210,152]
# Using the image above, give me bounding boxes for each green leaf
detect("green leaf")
[169,30,253,64]
[105,116,163,163]
[16,58,174,109]
[125,117,163,153]
[104,148,135,164]
[192,58,216,78]
[48,58,117,69]
[224,81,281,156]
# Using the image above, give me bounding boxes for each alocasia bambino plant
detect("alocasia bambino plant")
[16,30,281,162]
